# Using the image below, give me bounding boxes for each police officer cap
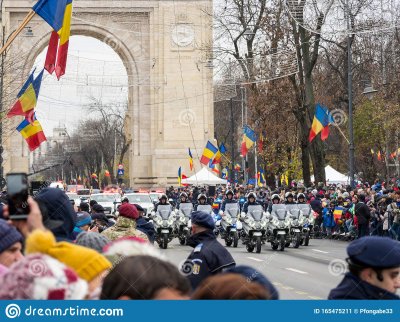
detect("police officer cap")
[191,211,215,230]
[347,236,400,269]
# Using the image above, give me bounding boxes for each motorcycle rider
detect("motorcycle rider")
[177,192,192,209]
[154,194,170,212]
[256,189,268,210]
[220,190,237,213]
[242,192,259,214]
[297,193,307,204]
[182,211,236,290]
[284,192,296,205]
[267,194,281,213]
[194,194,209,211]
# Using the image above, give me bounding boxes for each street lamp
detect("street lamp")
[243,28,254,41]
[362,84,378,100]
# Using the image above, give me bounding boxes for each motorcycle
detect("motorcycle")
[151,204,176,249]
[197,204,213,215]
[298,204,313,246]
[241,205,268,253]
[220,203,241,248]
[175,203,193,245]
[267,204,290,251]
[285,205,303,248]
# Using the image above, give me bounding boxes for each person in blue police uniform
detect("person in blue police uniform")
[182,211,236,290]
[329,236,400,299]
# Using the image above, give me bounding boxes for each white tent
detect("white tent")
[311,165,350,185]
[181,167,227,185]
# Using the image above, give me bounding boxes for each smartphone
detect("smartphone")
[7,173,30,220]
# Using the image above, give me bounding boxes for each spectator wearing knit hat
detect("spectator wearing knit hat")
[76,232,110,253]
[0,219,24,267]
[0,254,88,300]
[101,203,149,242]
[26,229,112,299]
[72,212,92,239]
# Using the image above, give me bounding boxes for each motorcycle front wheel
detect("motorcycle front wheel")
[256,236,262,253]
[225,237,233,247]
[293,232,301,248]
[161,234,169,249]
[246,243,254,253]
[304,232,310,246]
[233,232,239,248]
[279,235,285,251]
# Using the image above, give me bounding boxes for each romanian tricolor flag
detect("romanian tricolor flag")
[219,143,227,154]
[200,141,218,165]
[234,163,241,171]
[211,149,222,165]
[178,167,182,186]
[258,131,265,152]
[16,115,46,151]
[257,169,265,187]
[7,69,44,118]
[241,125,257,157]
[104,170,110,177]
[309,104,334,142]
[188,148,194,171]
[33,0,73,79]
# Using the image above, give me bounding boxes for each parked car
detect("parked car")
[124,193,154,217]
[90,193,121,215]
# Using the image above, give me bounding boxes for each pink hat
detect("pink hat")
[0,254,88,299]
[118,203,139,219]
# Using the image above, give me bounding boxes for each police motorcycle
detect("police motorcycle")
[240,204,268,253]
[175,202,193,245]
[297,204,313,246]
[266,204,290,251]
[151,204,176,249]
[285,204,303,248]
[219,203,241,247]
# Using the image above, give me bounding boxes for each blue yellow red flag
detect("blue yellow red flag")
[309,104,334,142]
[200,141,218,165]
[241,125,256,156]
[16,114,47,151]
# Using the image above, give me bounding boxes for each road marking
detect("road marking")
[285,268,308,275]
[247,257,264,262]
[273,282,282,286]
[282,286,294,290]
[308,296,323,300]
[296,291,308,295]
[312,249,329,254]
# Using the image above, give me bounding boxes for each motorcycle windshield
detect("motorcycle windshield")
[298,204,311,217]
[289,209,300,219]
[157,205,172,220]
[225,204,239,218]
[247,205,263,221]
[197,205,212,214]
[271,204,287,220]
[180,204,193,217]
[275,210,286,220]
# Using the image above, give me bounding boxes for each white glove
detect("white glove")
[240,212,246,219]
[219,210,224,216]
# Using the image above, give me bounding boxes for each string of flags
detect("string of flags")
[6,0,74,152]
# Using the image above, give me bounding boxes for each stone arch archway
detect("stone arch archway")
[3,0,213,187]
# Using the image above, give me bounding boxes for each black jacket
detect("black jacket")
[355,202,371,225]
[328,273,399,300]
[183,230,236,290]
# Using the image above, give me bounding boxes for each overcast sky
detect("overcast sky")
[33,36,128,136]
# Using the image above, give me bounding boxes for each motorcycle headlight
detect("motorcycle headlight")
[167,216,175,226]
[155,215,163,225]
[292,219,299,226]
[255,222,261,229]
[224,214,232,224]
[260,219,268,228]
[179,215,186,223]
[272,218,279,227]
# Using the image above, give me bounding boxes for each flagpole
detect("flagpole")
[332,123,350,145]
[0,10,36,55]
[254,143,258,184]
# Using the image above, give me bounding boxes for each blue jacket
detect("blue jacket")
[136,217,155,243]
[323,208,336,228]
[329,273,399,300]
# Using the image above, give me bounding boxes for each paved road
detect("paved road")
[160,237,349,299]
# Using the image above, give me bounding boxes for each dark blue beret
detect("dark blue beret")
[347,236,400,269]
[191,211,215,230]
